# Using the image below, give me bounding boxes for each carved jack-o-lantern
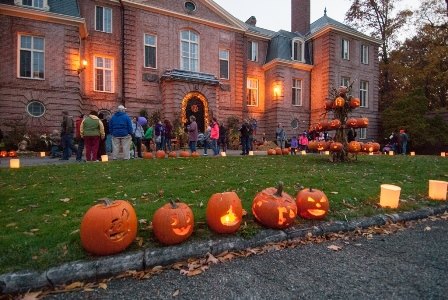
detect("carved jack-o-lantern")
[348,141,362,153]
[252,182,297,229]
[329,142,343,152]
[191,151,200,158]
[206,192,243,234]
[168,151,177,158]
[316,141,328,151]
[371,142,381,152]
[156,150,166,159]
[357,117,369,128]
[334,97,345,108]
[282,148,290,155]
[0,150,7,158]
[328,119,341,130]
[275,147,282,155]
[296,188,329,220]
[180,150,191,158]
[152,200,194,245]
[350,97,361,108]
[315,120,329,132]
[324,99,334,110]
[8,150,17,158]
[80,199,138,256]
[308,141,318,151]
[267,149,276,155]
[346,118,359,128]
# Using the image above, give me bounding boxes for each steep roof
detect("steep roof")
[266,30,306,63]
[0,0,80,17]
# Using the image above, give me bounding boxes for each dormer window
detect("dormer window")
[16,0,49,10]
[292,38,304,62]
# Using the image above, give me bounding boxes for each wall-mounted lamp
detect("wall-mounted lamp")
[77,59,88,74]
[273,84,282,99]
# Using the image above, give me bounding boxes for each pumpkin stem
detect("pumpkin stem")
[98,198,112,206]
[275,182,284,197]
[169,200,178,209]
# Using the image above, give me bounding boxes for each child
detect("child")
[290,135,298,155]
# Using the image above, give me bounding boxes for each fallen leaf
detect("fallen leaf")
[330,191,339,194]
[65,281,83,290]
[59,198,70,203]
[186,268,203,277]
[206,253,219,264]
[98,282,108,290]
[6,222,17,227]
[30,228,39,232]
[172,289,180,297]
[424,226,431,231]
[242,209,248,216]
[327,245,343,251]
[21,291,41,300]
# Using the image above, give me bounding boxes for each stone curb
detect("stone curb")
[1,204,448,295]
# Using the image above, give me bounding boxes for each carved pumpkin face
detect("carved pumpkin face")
[350,97,360,108]
[296,188,329,220]
[371,142,380,152]
[80,199,138,256]
[329,142,343,152]
[252,183,297,229]
[0,151,7,157]
[334,97,345,108]
[168,151,177,158]
[143,152,153,159]
[308,141,318,151]
[346,118,358,128]
[316,141,328,151]
[152,200,194,245]
[348,141,362,153]
[357,117,369,128]
[329,119,341,130]
[8,151,17,158]
[206,192,243,234]
[316,120,329,132]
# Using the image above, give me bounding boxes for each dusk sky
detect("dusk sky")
[213,0,420,32]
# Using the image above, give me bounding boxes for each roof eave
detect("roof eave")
[307,24,382,45]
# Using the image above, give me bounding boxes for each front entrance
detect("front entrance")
[181,92,210,133]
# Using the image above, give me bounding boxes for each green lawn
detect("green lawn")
[0,154,447,274]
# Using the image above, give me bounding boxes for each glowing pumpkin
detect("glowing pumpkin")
[371,142,381,152]
[152,200,194,245]
[348,141,362,153]
[357,117,369,128]
[350,97,360,108]
[206,192,243,234]
[316,120,329,132]
[328,119,341,130]
[8,150,17,158]
[346,118,358,128]
[252,182,297,229]
[308,141,318,151]
[80,199,138,256]
[296,188,329,220]
[329,142,343,152]
[334,97,345,108]
[316,141,328,151]
[0,150,7,157]
[143,152,153,159]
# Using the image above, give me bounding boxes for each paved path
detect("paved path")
[44,218,448,300]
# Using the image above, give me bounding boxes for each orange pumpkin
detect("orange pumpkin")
[152,200,194,245]
[350,97,360,108]
[252,182,297,229]
[8,150,17,158]
[348,141,361,153]
[80,199,138,256]
[156,150,166,159]
[143,152,153,159]
[267,149,276,155]
[168,151,177,158]
[328,119,341,130]
[316,120,329,132]
[324,99,334,110]
[275,147,282,155]
[282,148,290,155]
[357,117,369,128]
[346,118,358,128]
[179,150,191,158]
[0,150,7,157]
[206,192,243,234]
[296,188,329,220]
[371,142,381,152]
[334,96,345,108]
[308,141,318,151]
[191,151,200,158]
[329,142,343,152]
[316,141,328,151]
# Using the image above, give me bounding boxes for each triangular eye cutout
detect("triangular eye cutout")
[307,197,315,202]
[170,216,179,226]
[320,197,327,203]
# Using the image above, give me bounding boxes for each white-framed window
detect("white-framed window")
[361,44,369,64]
[247,78,258,106]
[248,41,258,62]
[360,80,369,107]
[180,30,199,72]
[292,38,304,62]
[26,101,45,117]
[18,34,44,79]
[219,49,229,80]
[95,6,112,33]
[20,0,44,9]
[359,128,367,140]
[94,56,114,92]
[292,79,302,106]
[144,34,157,69]
[342,39,350,60]
[340,76,350,88]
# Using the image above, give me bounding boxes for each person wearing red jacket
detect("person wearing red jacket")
[210,117,220,156]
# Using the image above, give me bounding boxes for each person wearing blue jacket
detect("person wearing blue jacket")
[109,105,133,160]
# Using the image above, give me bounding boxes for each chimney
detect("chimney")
[291,0,310,34]
[245,16,257,26]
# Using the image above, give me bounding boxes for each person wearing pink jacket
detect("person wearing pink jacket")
[210,117,220,156]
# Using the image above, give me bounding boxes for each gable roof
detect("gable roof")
[309,13,381,44]
[0,0,80,17]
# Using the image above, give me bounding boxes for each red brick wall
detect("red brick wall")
[291,0,310,34]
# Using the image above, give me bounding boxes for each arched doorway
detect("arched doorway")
[181,92,210,133]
